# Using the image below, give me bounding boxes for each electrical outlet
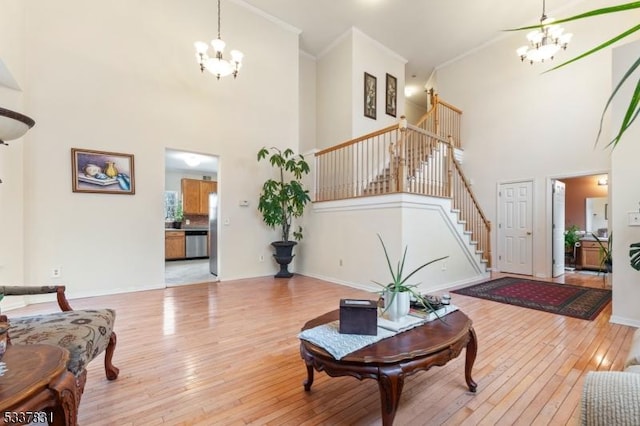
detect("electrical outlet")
[259,255,264,262]
[441,262,447,271]
[51,266,62,278]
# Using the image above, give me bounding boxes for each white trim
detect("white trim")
[299,50,316,61]
[230,0,302,35]
[301,272,488,295]
[317,27,407,64]
[610,315,640,328]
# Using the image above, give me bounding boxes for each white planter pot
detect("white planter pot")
[383,290,410,322]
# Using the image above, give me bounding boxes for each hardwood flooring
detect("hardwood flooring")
[6,271,632,425]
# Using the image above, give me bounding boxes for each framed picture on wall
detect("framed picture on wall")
[364,72,377,119]
[385,73,397,117]
[71,148,135,194]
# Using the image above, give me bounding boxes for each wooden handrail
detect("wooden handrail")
[315,124,398,156]
[451,160,490,227]
[414,94,462,149]
[437,99,463,114]
[313,97,490,266]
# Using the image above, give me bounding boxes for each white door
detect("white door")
[498,181,533,275]
[552,180,566,277]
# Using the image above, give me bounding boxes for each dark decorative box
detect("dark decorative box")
[339,299,378,335]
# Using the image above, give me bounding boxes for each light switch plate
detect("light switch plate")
[629,212,640,226]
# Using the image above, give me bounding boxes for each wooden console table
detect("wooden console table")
[300,310,477,426]
[0,344,77,425]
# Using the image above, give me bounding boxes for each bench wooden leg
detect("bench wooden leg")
[104,332,120,380]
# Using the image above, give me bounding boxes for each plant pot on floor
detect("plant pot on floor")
[272,241,297,278]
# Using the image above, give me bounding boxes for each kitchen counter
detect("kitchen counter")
[165,228,208,232]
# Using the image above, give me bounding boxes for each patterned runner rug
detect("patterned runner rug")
[452,277,611,320]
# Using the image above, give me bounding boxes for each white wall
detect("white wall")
[351,28,406,137]
[299,51,317,154]
[0,0,300,298]
[316,27,407,149]
[435,1,638,279]
[299,194,484,294]
[316,31,353,150]
[0,0,27,291]
[611,39,640,327]
[404,100,429,125]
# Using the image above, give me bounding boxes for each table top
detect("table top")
[0,344,69,409]
[301,309,472,364]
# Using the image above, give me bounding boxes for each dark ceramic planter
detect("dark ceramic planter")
[271,241,297,278]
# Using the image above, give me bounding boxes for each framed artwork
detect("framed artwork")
[364,72,377,119]
[385,73,397,117]
[71,148,135,194]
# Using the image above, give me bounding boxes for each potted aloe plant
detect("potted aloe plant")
[257,147,311,278]
[373,234,448,321]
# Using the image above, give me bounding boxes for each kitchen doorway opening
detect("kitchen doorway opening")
[164,148,220,286]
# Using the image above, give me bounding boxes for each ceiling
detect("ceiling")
[165,149,218,174]
[240,0,584,106]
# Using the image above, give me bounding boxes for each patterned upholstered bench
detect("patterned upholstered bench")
[0,285,119,401]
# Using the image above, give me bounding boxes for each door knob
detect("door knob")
[527,231,532,235]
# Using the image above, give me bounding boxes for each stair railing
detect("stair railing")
[314,124,401,201]
[314,101,490,266]
[415,93,462,149]
[449,156,492,267]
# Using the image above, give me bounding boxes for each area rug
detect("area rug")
[452,277,611,320]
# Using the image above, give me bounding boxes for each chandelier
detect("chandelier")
[516,0,572,64]
[0,107,35,183]
[194,0,243,79]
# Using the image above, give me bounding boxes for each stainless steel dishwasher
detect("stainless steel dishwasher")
[185,230,208,258]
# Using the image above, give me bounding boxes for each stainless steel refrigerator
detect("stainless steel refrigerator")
[209,192,218,276]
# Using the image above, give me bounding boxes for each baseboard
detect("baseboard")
[610,315,640,328]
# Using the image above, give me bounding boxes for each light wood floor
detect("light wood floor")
[8,272,633,425]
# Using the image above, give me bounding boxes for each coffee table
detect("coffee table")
[299,309,477,426]
[0,344,77,425]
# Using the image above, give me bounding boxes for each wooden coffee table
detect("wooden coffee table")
[0,344,77,425]
[299,309,477,426]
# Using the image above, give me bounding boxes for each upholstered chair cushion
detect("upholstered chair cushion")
[8,309,115,376]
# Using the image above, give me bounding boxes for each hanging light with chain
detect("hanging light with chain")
[517,0,572,64]
[194,0,243,79]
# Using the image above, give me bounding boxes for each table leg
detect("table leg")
[378,366,404,426]
[303,362,314,391]
[49,370,78,426]
[465,327,478,392]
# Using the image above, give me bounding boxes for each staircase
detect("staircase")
[314,96,491,268]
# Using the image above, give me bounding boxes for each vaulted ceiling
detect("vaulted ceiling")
[241,0,585,104]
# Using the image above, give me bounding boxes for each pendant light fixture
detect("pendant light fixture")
[194,0,243,79]
[517,0,572,64]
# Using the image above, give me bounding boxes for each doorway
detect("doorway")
[548,172,609,277]
[497,180,534,275]
[164,148,219,286]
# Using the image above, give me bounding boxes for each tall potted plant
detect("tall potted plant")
[257,147,311,278]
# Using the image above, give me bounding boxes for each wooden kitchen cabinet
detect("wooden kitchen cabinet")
[181,179,217,215]
[165,231,186,260]
[578,240,607,270]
